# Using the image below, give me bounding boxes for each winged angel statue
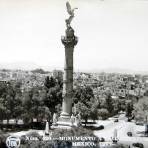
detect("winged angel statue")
[65,2,78,28]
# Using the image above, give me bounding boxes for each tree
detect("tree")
[98,108,109,120]
[13,93,23,119]
[74,86,99,125]
[22,90,34,123]
[21,76,63,123]
[73,86,94,105]
[125,101,133,119]
[0,98,7,120]
[1,82,23,119]
[44,85,62,116]
[43,76,63,116]
[75,101,94,126]
[105,92,114,116]
[133,97,148,122]
[0,83,8,120]
[44,76,56,89]
[112,98,120,115]
[0,82,7,98]
[0,76,63,124]
[89,98,99,121]
[22,86,51,123]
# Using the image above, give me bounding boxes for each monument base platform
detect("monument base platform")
[51,114,79,129]
[51,122,73,129]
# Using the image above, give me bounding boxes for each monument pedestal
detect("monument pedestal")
[52,115,73,129]
[52,117,79,129]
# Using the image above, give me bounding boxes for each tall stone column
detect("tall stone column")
[57,27,78,125]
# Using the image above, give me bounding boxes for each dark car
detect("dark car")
[127,118,132,122]
[127,132,132,137]
[114,119,118,122]
[135,121,144,126]
[99,137,105,142]
[98,125,104,130]
[132,143,144,148]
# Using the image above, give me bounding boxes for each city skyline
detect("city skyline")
[0,0,148,72]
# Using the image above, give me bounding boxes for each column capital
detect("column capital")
[61,26,78,48]
[61,36,78,48]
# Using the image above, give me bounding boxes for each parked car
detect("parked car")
[114,119,118,122]
[99,137,105,142]
[98,125,104,130]
[135,121,144,126]
[127,118,132,122]
[132,143,144,148]
[113,115,119,118]
[127,132,132,137]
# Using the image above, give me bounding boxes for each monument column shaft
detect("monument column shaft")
[57,25,78,126]
[64,47,73,93]
[62,46,74,116]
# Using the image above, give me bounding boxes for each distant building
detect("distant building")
[0,80,7,84]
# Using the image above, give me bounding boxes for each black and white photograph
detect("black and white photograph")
[0,0,148,147]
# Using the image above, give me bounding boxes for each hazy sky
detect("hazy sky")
[0,0,148,71]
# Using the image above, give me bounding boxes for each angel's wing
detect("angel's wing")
[72,8,78,13]
[66,2,72,15]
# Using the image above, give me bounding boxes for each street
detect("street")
[94,115,148,147]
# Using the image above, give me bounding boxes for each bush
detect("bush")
[20,135,27,144]
[132,143,144,148]
[26,131,40,137]
[26,131,43,141]
[21,140,53,148]
[51,127,95,138]
[0,131,8,148]
[84,125,104,130]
